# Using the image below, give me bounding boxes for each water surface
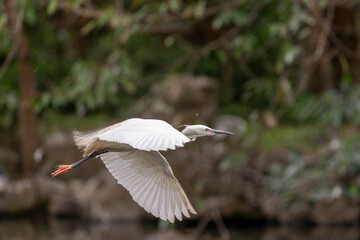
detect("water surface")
[0,218,358,240]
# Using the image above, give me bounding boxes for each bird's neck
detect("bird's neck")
[181,129,201,140]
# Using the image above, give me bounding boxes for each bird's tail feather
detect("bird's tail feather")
[73,129,101,150]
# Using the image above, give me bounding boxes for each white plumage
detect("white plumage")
[98,118,189,151]
[52,118,234,222]
[74,118,190,156]
[101,150,196,222]
[73,118,195,222]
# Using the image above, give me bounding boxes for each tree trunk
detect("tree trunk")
[300,2,360,93]
[4,0,38,174]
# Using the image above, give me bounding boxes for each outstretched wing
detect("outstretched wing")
[98,118,190,151]
[100,150,197,222]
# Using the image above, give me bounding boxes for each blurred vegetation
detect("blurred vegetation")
[2,0,360,127]
[267,132,360,205]
[0,0,316,126]
[2,0,360,219]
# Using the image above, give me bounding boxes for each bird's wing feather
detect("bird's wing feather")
[98,118,190,151]
[100,150,197,222]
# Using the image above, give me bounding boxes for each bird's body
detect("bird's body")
[51,118,234,222]
[74,118,190,156]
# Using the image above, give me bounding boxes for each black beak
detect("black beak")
[211,129,235,135]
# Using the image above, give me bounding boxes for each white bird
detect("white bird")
[51,118,234,222]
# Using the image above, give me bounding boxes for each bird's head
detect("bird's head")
[180,124,234,140]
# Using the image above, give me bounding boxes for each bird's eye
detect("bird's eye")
[205,128,210,132]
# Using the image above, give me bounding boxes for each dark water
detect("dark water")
[0,218,358,240]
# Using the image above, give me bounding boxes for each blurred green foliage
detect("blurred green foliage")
[0,0,309,128]
[267,134,360,205]
[220,121,360,206]
[2,0,359,129]
[284,86,360,127]
[2,0,360,130]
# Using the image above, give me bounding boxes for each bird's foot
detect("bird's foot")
[51,165,72,177]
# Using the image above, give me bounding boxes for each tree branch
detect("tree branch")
[0,0,25,80]
[304,1,335,66]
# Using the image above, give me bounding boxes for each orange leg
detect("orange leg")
[51,165,73,177]
[51,150,108,177]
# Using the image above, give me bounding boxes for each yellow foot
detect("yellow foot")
[51,165,72,177]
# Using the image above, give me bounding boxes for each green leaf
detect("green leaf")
[0,14,7,31]
[24,1,37,25]
[47,0,58,15]
[215,49,227,64]
[97,8,114,27]
[168,0,181,12]
[194,0,206,19]
[80,20,97,35]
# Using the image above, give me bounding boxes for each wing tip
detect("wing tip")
[189,207,197,215]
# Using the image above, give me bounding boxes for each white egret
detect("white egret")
[51,118,234,222]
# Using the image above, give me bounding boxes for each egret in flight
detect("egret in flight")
[51,118,234,222]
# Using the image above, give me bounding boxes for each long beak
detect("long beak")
[211,129,235,135]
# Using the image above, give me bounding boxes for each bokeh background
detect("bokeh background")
[1,0,360,239]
